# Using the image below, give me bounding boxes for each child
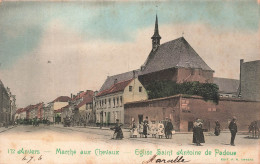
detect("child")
[157,121,164,139]
[139,122,144,138]
[150,120,157,138]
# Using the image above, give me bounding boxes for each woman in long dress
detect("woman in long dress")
[192,118,205,146]
[214,121,221,136]
[143,118,149,138]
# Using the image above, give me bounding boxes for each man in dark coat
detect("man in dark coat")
[165,119,174,139]
[214,121,221,136]
[192,118,205,146]
[228,117,237,146]
[143,117,149,138]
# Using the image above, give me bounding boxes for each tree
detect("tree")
[146,81,219,104]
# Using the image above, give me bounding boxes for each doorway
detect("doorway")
[138,115,143,124]
[188,121,193,132]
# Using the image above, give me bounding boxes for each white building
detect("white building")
[96,70,148,124]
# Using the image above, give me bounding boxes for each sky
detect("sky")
[0,0,259,108]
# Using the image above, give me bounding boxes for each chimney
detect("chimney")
[71,93,73,99]
[114,78,118,84]
[86,90,93,94]
[238,59,244,97]
[133,70,136,78]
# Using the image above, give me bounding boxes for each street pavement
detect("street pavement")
[0,124,258,147]
[0,125,259,164]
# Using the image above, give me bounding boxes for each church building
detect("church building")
[139,15,214,86]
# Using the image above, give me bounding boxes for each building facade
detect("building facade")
[238,59,260,101]
[60,90,94,125]
[0,80,11,127]
[96,72,148,125]
[48,96,71,123]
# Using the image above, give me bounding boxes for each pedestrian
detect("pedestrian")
[139,122,144,138]
[130,121,138,138]
[143,117,149,138]
[228,117,237,146]
[192,118,205,146]
[164,117,168,137]
[150,120,157,138]
[157,121,164,139]
[214,120,221,136]
[165,119,174,139]
[110,119,124,140]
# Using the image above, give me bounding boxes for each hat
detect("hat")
[116,119,119,122]
[232,116,237,120]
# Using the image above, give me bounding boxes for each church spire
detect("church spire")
[151,14,161,51]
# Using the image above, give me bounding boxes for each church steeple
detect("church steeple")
[151,14,161,51]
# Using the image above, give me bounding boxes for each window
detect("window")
[108,98,111,107]
[113,98,115,107]
[139,86,142,92]
[129,86,132,92]
[120,96,122,106]
[208,108,216,112]
[117,97,119,105]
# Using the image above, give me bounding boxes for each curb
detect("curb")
[0,126,16,133]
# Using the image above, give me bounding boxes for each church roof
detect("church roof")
[141,37,213,75]
[213,77,239,94]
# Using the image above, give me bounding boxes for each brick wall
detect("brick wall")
[124,95,260,132]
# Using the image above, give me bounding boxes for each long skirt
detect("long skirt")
[192,127,205,143]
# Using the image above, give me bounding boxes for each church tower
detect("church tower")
[151,14,161,51]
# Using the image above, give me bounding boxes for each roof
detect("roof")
[141,37,213,75]
[99,70,140,92]
[16,108,23,114]
[213,77,239,94]
[54,108,62,113]
[97,78,134,97]
[52,96,71,103]
[72,90,93,101]
[76,94,93,108]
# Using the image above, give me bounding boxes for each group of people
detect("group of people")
[111,116,242,146]
[193,117,238,146]
[130,117,174,139]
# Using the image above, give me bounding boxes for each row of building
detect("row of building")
[0,80,17,127]
[14,15,260,131]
